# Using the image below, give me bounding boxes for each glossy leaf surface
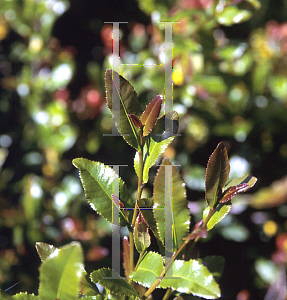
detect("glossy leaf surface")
[140,95,163,136]
[90,268,138,297]
[205,142,230,207]
[130,251,164,288]
[39,242,84,300]
[134,111,179,183]
[73,158,134,226]
[160,259,220,299]
[36,242,57,262]
[105,69,143,150]
[220,183,248,203]
[203,204,232,231]
[224,175,257,191]
[153,158,190,252]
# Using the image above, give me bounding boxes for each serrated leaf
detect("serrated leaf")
[73,158,134,227]
[12,293,39,299]
[203,204,232,231]
[105,69,143,150]
[153,158,190,252]
[205,142,230,207]
[134,212,151,253]
[39,242,84,300]
[135,111,179,183]
[36,242,58,262]
[160,259,220,299]
[137,198,165,255]
[130,252,164,288]
[90,268,138,297]
[141,95,163,136]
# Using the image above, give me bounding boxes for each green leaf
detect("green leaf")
[134,111,179,183]
[203,204,232,231]
[197,256,225,281]
[216,6,253,26]
[130,252,164,288]
[35,242,57,262]
[224,175,257,191]
[105,69,143,150]
[12,293,39,299]
[90,268,138,297]
[134,212,151,253]
[137,198,165,254]
[153,158,190,252]
[39,242,84,300]
[160,259,220,299]
[0,290,12,300]
[141,95,163,136]
[205,142,230,207]
[73,158,134,227]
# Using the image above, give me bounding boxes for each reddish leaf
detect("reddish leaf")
[205,142,230,207]
[128,114,143,129]
[140,95,163,136]
[219,183,249,203]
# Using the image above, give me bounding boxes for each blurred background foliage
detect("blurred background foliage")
[1,0,287,299]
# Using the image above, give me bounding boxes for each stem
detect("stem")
[142,206,216,299]
[130,131,144,275]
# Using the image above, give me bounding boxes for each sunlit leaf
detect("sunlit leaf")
[130,252,164,288]
[12,293,39,299]
[134,111,179,183]
[39,242,84,300]
[153,158,190,252]
[205,142,230,207]
[160,259,220,299]
[105,69,143,150]
[224,175,257,191]
[140,95,163,136]
[0,290,11,300]
[36,242,58,262]
[203,204,232,231]
[73,158,134,226]
[90,268,138,297]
